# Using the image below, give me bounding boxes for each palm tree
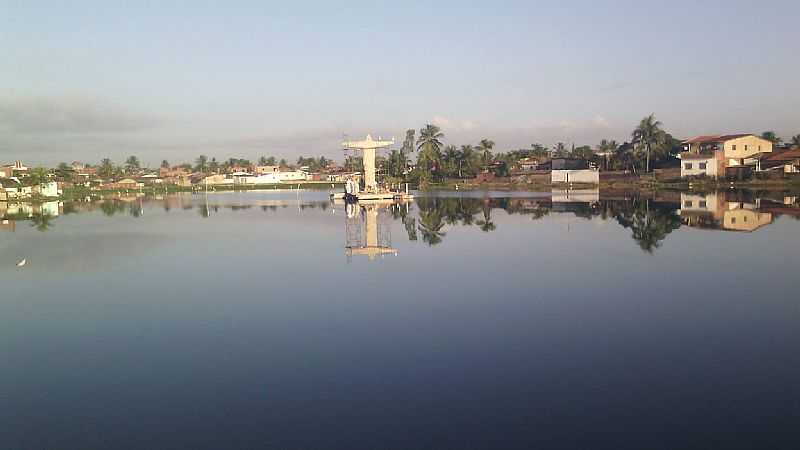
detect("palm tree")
[442,145,460,178]
[195,155,208,173]
[99,158,114,178]
[553,142,567,158]
[476,139,495,167]
[416,124,445,182]
[761,131,782,145]
[160,160,170,169]
[632,114,664,173]
[125,155,140,173]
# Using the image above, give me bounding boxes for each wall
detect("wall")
[724,135,772,160]
[681,155,718,177]
[551,169,599,184]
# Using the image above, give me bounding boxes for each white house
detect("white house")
[37,181,61,198]
[550,158,599,184]
[276,170,308,182]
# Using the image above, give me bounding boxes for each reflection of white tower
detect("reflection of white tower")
[342,134,394,193]
[345,203,397,261]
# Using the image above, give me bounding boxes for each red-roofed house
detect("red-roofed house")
[761,148,800,173]
[679,134,773,178]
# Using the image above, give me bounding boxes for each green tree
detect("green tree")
[266,156,277,165]
[160,159,170,169]
[792,134,800,147]
[442,145,460,178]
[476,138,495,166]
[99,158,115,178]
[571,145,594,160]
[125,155,140,173]
[258,156,268,166]
[761,131,782,144]
[196,155,209,173]
[632,114,665,173]
[416,124,445,182]
[530,143,549,159]
[552,142,568,158]
[279,158,288,167]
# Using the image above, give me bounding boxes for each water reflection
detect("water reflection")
[3,190,800,255]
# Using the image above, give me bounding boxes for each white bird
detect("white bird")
[16,259,26,267]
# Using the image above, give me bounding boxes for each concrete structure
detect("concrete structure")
[550,158,599,184]
[680,134,773,178]
[342,134,394,192]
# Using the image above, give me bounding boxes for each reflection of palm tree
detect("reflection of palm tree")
[614,198,681,253]
[29,214,54,232]
[475,204,496,232]
[418,207,446,246]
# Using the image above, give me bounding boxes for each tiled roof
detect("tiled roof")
[683,134,752,144]
[762,148,800,162]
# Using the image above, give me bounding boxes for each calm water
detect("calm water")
[2,190,799,449]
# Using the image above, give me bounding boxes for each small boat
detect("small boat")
[16,259,26,267]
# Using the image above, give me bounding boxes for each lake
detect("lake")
[1,189,799,449]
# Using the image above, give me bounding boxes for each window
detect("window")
[732,145,737,150]
[731,217,736,224]
[685,163,693,170]
[684,200,693,208]
[699,162,707,170]
[699,201,707,208]
[745,145,749,151]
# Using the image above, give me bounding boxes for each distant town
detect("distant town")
[2,116,800,202]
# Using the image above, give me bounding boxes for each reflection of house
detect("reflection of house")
[680,134,773,178]
[679,193,772,232]
[0,219,15,232]
[550,158,599,184]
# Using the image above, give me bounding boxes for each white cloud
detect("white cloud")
[431,115,478,132]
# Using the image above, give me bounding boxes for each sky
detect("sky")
[1,0,799,166]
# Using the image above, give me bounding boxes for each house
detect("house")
[680,134,773,178]
[550,158,599,184]
[254,165,279,175]
[35,181,61,198]
[760,148,800,173]
[138,174,163,184]
[516,157,541,171]
[101,179,142,190]
[232,172,281,185]
[200,174,234,186]
[276,170,308,182]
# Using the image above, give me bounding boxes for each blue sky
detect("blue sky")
[1,0,798,166]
